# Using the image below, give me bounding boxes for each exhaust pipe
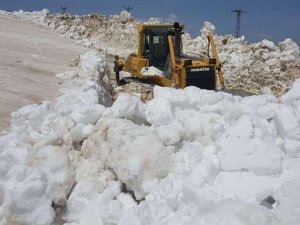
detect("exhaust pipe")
[173,22,181,57]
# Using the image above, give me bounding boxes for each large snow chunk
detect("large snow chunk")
[68,179,123,224]
[217,115,282,175]
[41,8,49,15]
[70,104,105,125]
[3,165,54,225]
[110,93,146,124]
[69,123,95,143]
[78,185,123,225]
[281,79,300,103]
[107,120,173,198]
[177,143,220,188]
[67,179,106,222]
[260,39,276,51]
[274,105,298,135]
[10,102,56,139]
[155,123,182,145]
[274,175,300,225]
[79,51,107,79]
[279,38,300,58]
[119,11,133,23]
[55,85,99,115]
[193,171,275,204]
[190,199,277,225]
[283,136,300,157]
[140,66,163,76]
[146,96,174,126]
[90,119,174,199]
[201,21,216,36]
[28,145,74,206]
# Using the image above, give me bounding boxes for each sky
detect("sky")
[1,0,300,45]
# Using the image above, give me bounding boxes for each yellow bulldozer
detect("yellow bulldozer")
[114,22,225,90]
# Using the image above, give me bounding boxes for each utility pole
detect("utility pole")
[231,9,247,38]
[60,6,68,14]
[124,6,133,13]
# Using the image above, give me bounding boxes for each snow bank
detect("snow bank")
[0,51,111,224]
[69,82,300,225]
[0,9,49,25]
[56,80,300,224]
[1,50,300,224]
[183,24,300,96]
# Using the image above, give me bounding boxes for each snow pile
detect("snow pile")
[141,66,163,76]
[64,80,300,225]
[0,51,111,224]
[200,21,216,37]
[44,11,139,55]
[279,38,300,61]
[1,48,300,224]
[119,11,133,24]
[41,11,159,56]
[183,23,300,96]
[0,9,49,25]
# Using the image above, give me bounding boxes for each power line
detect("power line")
[60,6,68,14]
[231,9,247,38]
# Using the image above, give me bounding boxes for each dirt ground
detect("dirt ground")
[0,14,86,131]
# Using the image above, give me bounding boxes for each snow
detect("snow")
[200,21,216,37]
[3,165,54,225]
[217,115,283,175]
[72,82,300,225]
[1,8,300,225]
[141,66,163,76]
[119,11,133,24]
[0,50,111,224]
[182,31,300,96]
[260,39,277,51]
[279,38,300,58]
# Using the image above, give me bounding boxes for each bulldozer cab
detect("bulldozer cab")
[143,28,169,70]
